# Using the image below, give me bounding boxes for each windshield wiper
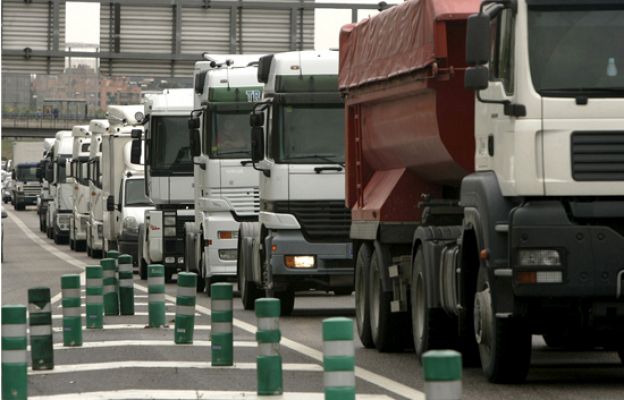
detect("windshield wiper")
[215,150,251,157]
[541,87,624,96]
[283,154,345,167]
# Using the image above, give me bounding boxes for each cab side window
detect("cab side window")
[489,9,515,94]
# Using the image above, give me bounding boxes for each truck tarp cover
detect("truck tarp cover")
[339,0,480,90]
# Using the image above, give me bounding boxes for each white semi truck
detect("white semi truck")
[186,60,263,293]
[68,125,91,252]
[37,138,56,232]
[86,119,108,258]
[238,51,353,315]
[135,89,194,282]
[102,105,148,256]
[46,131,74,244]
[11,141,44,210]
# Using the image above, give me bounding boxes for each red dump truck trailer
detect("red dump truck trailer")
[341,0,624,383]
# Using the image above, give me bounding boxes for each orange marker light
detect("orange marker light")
[516,271,536,284]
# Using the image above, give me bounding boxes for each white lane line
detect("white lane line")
[48,324,212,332]
[27,340,256,351]
[59,302,150,307]
[51,312,202,319]
[29,390,394,400]
[11,211,422,400]
[29,361,322,375]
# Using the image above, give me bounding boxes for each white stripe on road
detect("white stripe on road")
[51,312,201,320]
[10,210,424,400]
[59,302,150,307]
[29,361,322,375]
[27,340,256,351]
[48,324,212,332]
[29,390,394,400]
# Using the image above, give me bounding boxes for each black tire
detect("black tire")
[75,240,86,252]
[411,247,456,360]
[53,231,62,245]
[238,226,261,310]
[276,289,295,316]
[333,288,353,296]
[47,226,52,239]
[139,258,147,280]
[39,214,44,232]
[474,267,532,383]
[355,243,374,348]
[617,347,624,365]
[165,269,174,283]
[87,244,92,257]
[70,239,75,250]
[197,275,206,293]
[369,247,402,352]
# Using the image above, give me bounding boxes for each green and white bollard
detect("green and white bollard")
[322,317,355,400]
[255,297,283,396]
[101,258,119,315]
[118,254,135,315]
[423,350,462,400]
[28,287,54,370]
[61,274,83,347]
[148,264,166,328]
[2,305,28,400]
[174,272,197,344]
[211,283,233,366]
[85,265,104,329]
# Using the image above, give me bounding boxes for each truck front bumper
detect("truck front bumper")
[511,201,624,301]
[91,221,104,250]
[74,213,88,241]
[16,194,37,205]
[268,229,353,291]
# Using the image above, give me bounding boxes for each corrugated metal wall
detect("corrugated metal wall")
[1,0,65,74]
[180,7,231,55]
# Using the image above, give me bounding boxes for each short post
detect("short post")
[2,305,28,400]
[174,272,197,344]
[211,283,233,366]
[85,265,104,329]
[148,264,166,328]
[422,350,462,400]
[118,254,135,315]
[28,287,54,370]
[255,297,283,396]
[101,258,119,315]
[61,274,82,346]
[322,317,355,400]
[107,249,121,297]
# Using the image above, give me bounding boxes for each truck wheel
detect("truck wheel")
[236,229,260,310]
[53,230,62,245]
[139,258,147,280]
[617,347,624,365]
[474,267,531,383]
[411,247,455,360]
[355,243,374,348]
[276,289,295,316]
[333,288,352,296]
[165,269,174,283]
[369,248,402,352]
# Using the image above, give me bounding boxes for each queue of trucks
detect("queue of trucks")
[8,0,622,384]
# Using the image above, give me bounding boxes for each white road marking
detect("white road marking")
[26,340,256,351]
[28,361,322,375]
[59,302,150,307]
[29,390,394,400]
[48,324,212,332]
[11,211,423,400]
[51,312,202,319]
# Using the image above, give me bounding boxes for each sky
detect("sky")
[65,0,400,50]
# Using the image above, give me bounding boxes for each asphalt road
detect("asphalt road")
[2,207,623,400]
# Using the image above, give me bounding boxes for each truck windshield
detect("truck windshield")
[528,9,624,96]
[208,111,252,159]
[16,166,38,181]
[149,116,192,174]
[125,179,151,206]
[276,105,344,164]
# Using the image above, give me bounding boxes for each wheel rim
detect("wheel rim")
[474,284,493,364]
[413,273,425,350]
[370,258,381,338]
[355,258,366,330]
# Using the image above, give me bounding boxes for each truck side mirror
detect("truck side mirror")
[106,195,115,212]
[130,139,142,165]
[11,170,16,179]
[188,117,201,158]
[465,14,490,66]
[131,129,142,139]
[251,126,265,163]
[117,201,122,212]
[465,66,489,91]
[250,112,265,127]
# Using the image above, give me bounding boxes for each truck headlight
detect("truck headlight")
[164,227,176,237]
[164,216,176,226]
[123,216,138,233]
[517,249,561,267]
[284,255,315,269]
[218,249,238,261]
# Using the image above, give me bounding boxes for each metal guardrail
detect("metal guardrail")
[1,117,95,131]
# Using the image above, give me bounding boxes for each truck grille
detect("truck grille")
[24,186,41,196]
[221,187,260,216]
[175,215,194,238]
[571,132,624,181]
[273,200,351,242]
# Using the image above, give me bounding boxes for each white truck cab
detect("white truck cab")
[86,119,108,258]
[102,105,146,254]
[238,50,353,314]
[68,125,91,252]
[37,138,56,232]
[136,89,194,282]
[187,58,263,293]
[47,131,74,244]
